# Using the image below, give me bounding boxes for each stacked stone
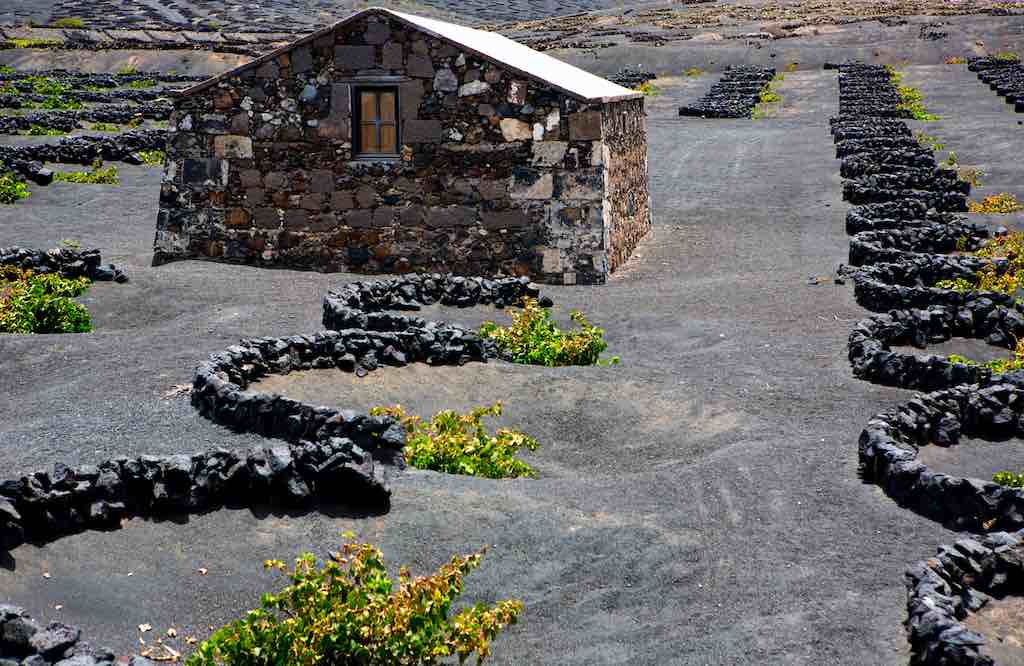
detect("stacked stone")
[677,65,775,119]
[0,605,157,666]
[0,246,128,283]
[0,88,165,107]
[837,63,910,118]
[858,378,1024,532]
[608,66,656,89]
[828,63,1024,664]
[848,304,1024,390]
[0,102,172,135]
[0,130,167,186]
[905,533,1024,666]
[0,69,205,86]
[969,56,1024,112]
[853,254,1010,311]
[848,220,985,267]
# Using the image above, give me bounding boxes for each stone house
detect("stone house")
[153,7,650,284]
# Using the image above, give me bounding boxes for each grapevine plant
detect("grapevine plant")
[0,265,92,333]
[936,231,1024,299]
[372,402,539,479]
[187,536,522,666]
[480,298,618,367]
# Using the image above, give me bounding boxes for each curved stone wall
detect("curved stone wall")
[834,62,1024,665]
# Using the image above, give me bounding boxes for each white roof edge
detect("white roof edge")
[178,7,642,103]
[383,8,642,103]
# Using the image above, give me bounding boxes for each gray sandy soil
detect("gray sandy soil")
[0,66,964,665]
[892,338,1014,366]
[918,437,1024,484]
[964,596,1024,666]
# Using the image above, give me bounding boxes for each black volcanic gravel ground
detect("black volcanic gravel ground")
[2,66,1021,664]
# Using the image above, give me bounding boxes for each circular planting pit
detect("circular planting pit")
[849,222,987,267]
[918,434,1024,485]
[853,255,1014,312]
[906,531,1024,666]
[859,378,1024,531]
[848,303,1024,390]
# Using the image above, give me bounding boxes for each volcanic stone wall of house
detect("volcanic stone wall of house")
[601,98,650,274]
[152,11,649,285]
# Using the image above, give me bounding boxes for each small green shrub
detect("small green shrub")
[52,17,84,28]
[969,193,1024,214]
[54,160,119,185]
[0,65,13,74]
[126,78,156,89]
[635,81,660,96]
[890,73,940,121]
[6,39,61,49]
[137,149,166,166]
[759,88,782,104]
[948,338,1024,374]
[0,268,91,334]
[913,131,944,152]
[0,172,30,204]
[89,122,119,132]
[26,76,70,97]
[684,67,703,77]
[59,238,80,250]
[24,124,66,136]
[994,471,1024,488]
[944,56,967,65]
[995,52,1021,62]
[38,95,82,110]
[372,402,539,479]
[785,62,798,73]
[116,65,139,76]
[481,298,617,366]
[186,536,522,666]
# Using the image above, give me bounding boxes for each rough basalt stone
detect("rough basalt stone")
[677,65,775,119]
[0,247,128,283]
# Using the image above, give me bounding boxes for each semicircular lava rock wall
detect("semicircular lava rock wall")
[677,65,776,119]
[859,378,1024,533]
[0,274,545,559]
[834,62,1024,665]
[0,130,168,186]
[970,56,1024,113]
[0,246,128,283]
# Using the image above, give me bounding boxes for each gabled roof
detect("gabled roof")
[178,7,641,103]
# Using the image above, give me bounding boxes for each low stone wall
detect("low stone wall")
[971,56,1024,111]
[0,103,172,135]
[905,532,1024,666]
[0,130,167,186]
[0,246,128,283]
[840,152,937,178]
[677,65,775,119]
[853,254,1011,312]
[846,304,1024,390]
[846,202,947,234]
[0,604,157,666]
[834,61,1024,666]
[859,378,1024,531]
[842,180,968,211]
[848,221,986,267]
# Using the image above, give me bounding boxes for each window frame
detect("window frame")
[352,85,400,159]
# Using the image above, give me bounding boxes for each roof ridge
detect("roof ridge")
[176,7,640,103]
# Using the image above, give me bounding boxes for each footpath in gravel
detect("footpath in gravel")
[0,68,972,664]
